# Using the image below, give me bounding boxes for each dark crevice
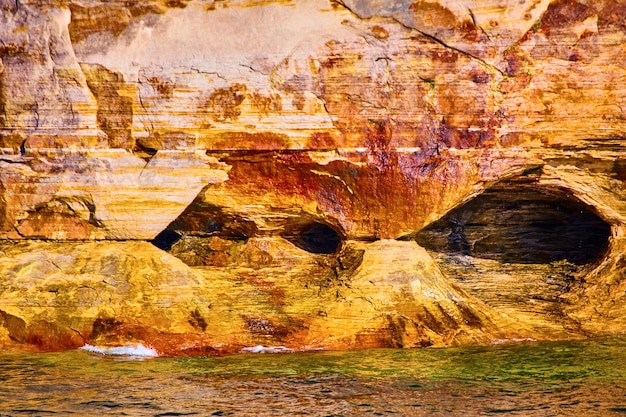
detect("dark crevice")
[133,142,157,163]
[333,0,504,76]
[415,182,611,265]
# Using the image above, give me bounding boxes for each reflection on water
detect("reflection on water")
[2,337,626,416]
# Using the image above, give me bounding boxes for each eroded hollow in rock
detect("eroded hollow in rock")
[282,221,342,254]
[151,201,257,266]
[415,181,611,265]
[152,229,182,251]
[166,202,256,240]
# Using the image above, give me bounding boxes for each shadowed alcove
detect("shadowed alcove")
[152,196,344,266]
[280,221,342,254]
[413,178,613,334]
[151,201,258,266]
[415,180,611,265]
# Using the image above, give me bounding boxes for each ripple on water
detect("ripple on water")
[1,337,626,416]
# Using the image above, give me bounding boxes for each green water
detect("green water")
[2,337,626,416]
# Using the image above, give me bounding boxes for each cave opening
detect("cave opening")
[156,201,257,243]
[415,182,611,265]
[152,229,182,251]
[282,221,342,254]
[150,200,257,267]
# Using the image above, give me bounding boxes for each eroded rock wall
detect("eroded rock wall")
[0,0,625,355]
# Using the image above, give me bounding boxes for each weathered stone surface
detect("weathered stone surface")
[0,150,229,240]
[0,239,530,354]
[0,0,625,355]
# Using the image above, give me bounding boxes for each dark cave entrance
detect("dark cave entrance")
[152,229,183,251]
[281,221,342,254]
[150,201,257,266]
[152,198,343,265]
[414,180,612,333]
[154,201,255,241]
[415,181,611,265]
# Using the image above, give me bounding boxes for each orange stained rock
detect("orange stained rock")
[0,0,625,355]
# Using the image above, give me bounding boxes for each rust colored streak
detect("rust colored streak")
[220,150,479,239]
[210,131,290,150]
[205,84,247,122]
[539,0,596,35]
[599,0,626,30]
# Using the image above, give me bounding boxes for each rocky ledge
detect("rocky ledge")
[0,0,625,355]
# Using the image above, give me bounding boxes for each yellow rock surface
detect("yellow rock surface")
[0,239,530,355]
[0,0,624,354]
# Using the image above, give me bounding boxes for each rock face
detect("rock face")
[0,0,625,355]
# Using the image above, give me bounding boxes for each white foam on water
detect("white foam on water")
[241,345,294,354]
[491,338,536,345]
[79,343,159,357]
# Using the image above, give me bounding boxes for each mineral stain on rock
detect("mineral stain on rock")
[206,84,248,122]
[189,309,208,332]
[0,0,625,355]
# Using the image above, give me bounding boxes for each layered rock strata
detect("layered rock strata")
[0,0,625,355]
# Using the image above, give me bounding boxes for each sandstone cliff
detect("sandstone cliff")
[0,0,625,355]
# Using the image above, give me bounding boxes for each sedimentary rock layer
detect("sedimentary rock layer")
[0,0,624,355]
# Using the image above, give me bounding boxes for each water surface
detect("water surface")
[2,337,626,416]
